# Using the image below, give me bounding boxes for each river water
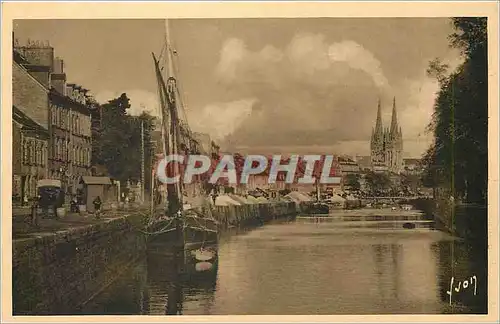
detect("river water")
[78,213,488,315]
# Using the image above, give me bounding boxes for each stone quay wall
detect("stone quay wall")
[213,201,299,229]
[12,201,302,315]
[12,213,147,315]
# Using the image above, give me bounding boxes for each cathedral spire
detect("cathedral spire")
[374,98,383,136]
[390,96,399,135]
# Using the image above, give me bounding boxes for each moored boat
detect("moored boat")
[144,19,220,260]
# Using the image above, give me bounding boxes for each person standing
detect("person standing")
[31,195,40,227]
[93,196,102,219]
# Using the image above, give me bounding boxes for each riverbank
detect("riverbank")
[12,200,301,315]
[405,197,488,245]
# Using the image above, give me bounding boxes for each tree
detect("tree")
[92,93,157,187]
[422,18,487,204]
[401,174,421,193]
[365,172,391,195]
[344,173,361,190]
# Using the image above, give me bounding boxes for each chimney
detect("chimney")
[17,39,54,87]
[18,41,54,68]
[50,57,67,95]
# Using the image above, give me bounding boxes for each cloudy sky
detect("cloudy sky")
[14,18,463,158]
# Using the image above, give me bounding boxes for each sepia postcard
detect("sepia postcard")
[1,1,499,323]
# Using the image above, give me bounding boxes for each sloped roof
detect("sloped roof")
[81,176,112,185]
[12,106,49,136]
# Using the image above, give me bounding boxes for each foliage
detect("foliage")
[344,173,361,190]
[364,172,391,194]
[401,173,422,192]
[92,93,157,187]
[422,18,488,204]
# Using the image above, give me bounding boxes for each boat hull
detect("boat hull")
[306,203,330,215]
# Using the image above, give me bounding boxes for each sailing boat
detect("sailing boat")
[146,20,219,269]
[308,177,330,215]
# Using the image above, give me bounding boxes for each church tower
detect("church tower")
[370,99,384,164]
[370,97,404,173]
[388,97,403,173]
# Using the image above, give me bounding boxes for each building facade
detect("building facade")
[13,39,94,199]
[370,98,403,174]
[12,48,51,204]
[49,86,92,194]
[12,107,49,204]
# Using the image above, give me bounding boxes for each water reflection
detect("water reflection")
[79,217,487,315]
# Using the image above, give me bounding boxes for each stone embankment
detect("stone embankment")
[12,200,301,315]
[404,196,487,243]
[12,213,147,315]
[213,201,299,229]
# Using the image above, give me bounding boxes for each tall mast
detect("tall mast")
[165,19,175,82]
[152,53,181,216]
[164,19,185,268]
[164,19,184,206]
[141,119,145,203]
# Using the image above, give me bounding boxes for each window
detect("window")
[58,108,63,127]
[61,141,64,161]
[56,138,61,160]
[66,110,69,129]
[28,140,33,165]
[83,116,88,136]
[22,136,27,164]
[41,143,46,166]
[33,141,37,165]
[39,141,43,166]
[51,105,56,125]
[65,140,68,160]
[34,141,39,165]
[59,108,63,127]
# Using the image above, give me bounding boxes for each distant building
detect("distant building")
[372,162,389,173]
[370,98,403,174]
[338,156,360,175]
[403,158,422,175]
[355,155,372,172]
